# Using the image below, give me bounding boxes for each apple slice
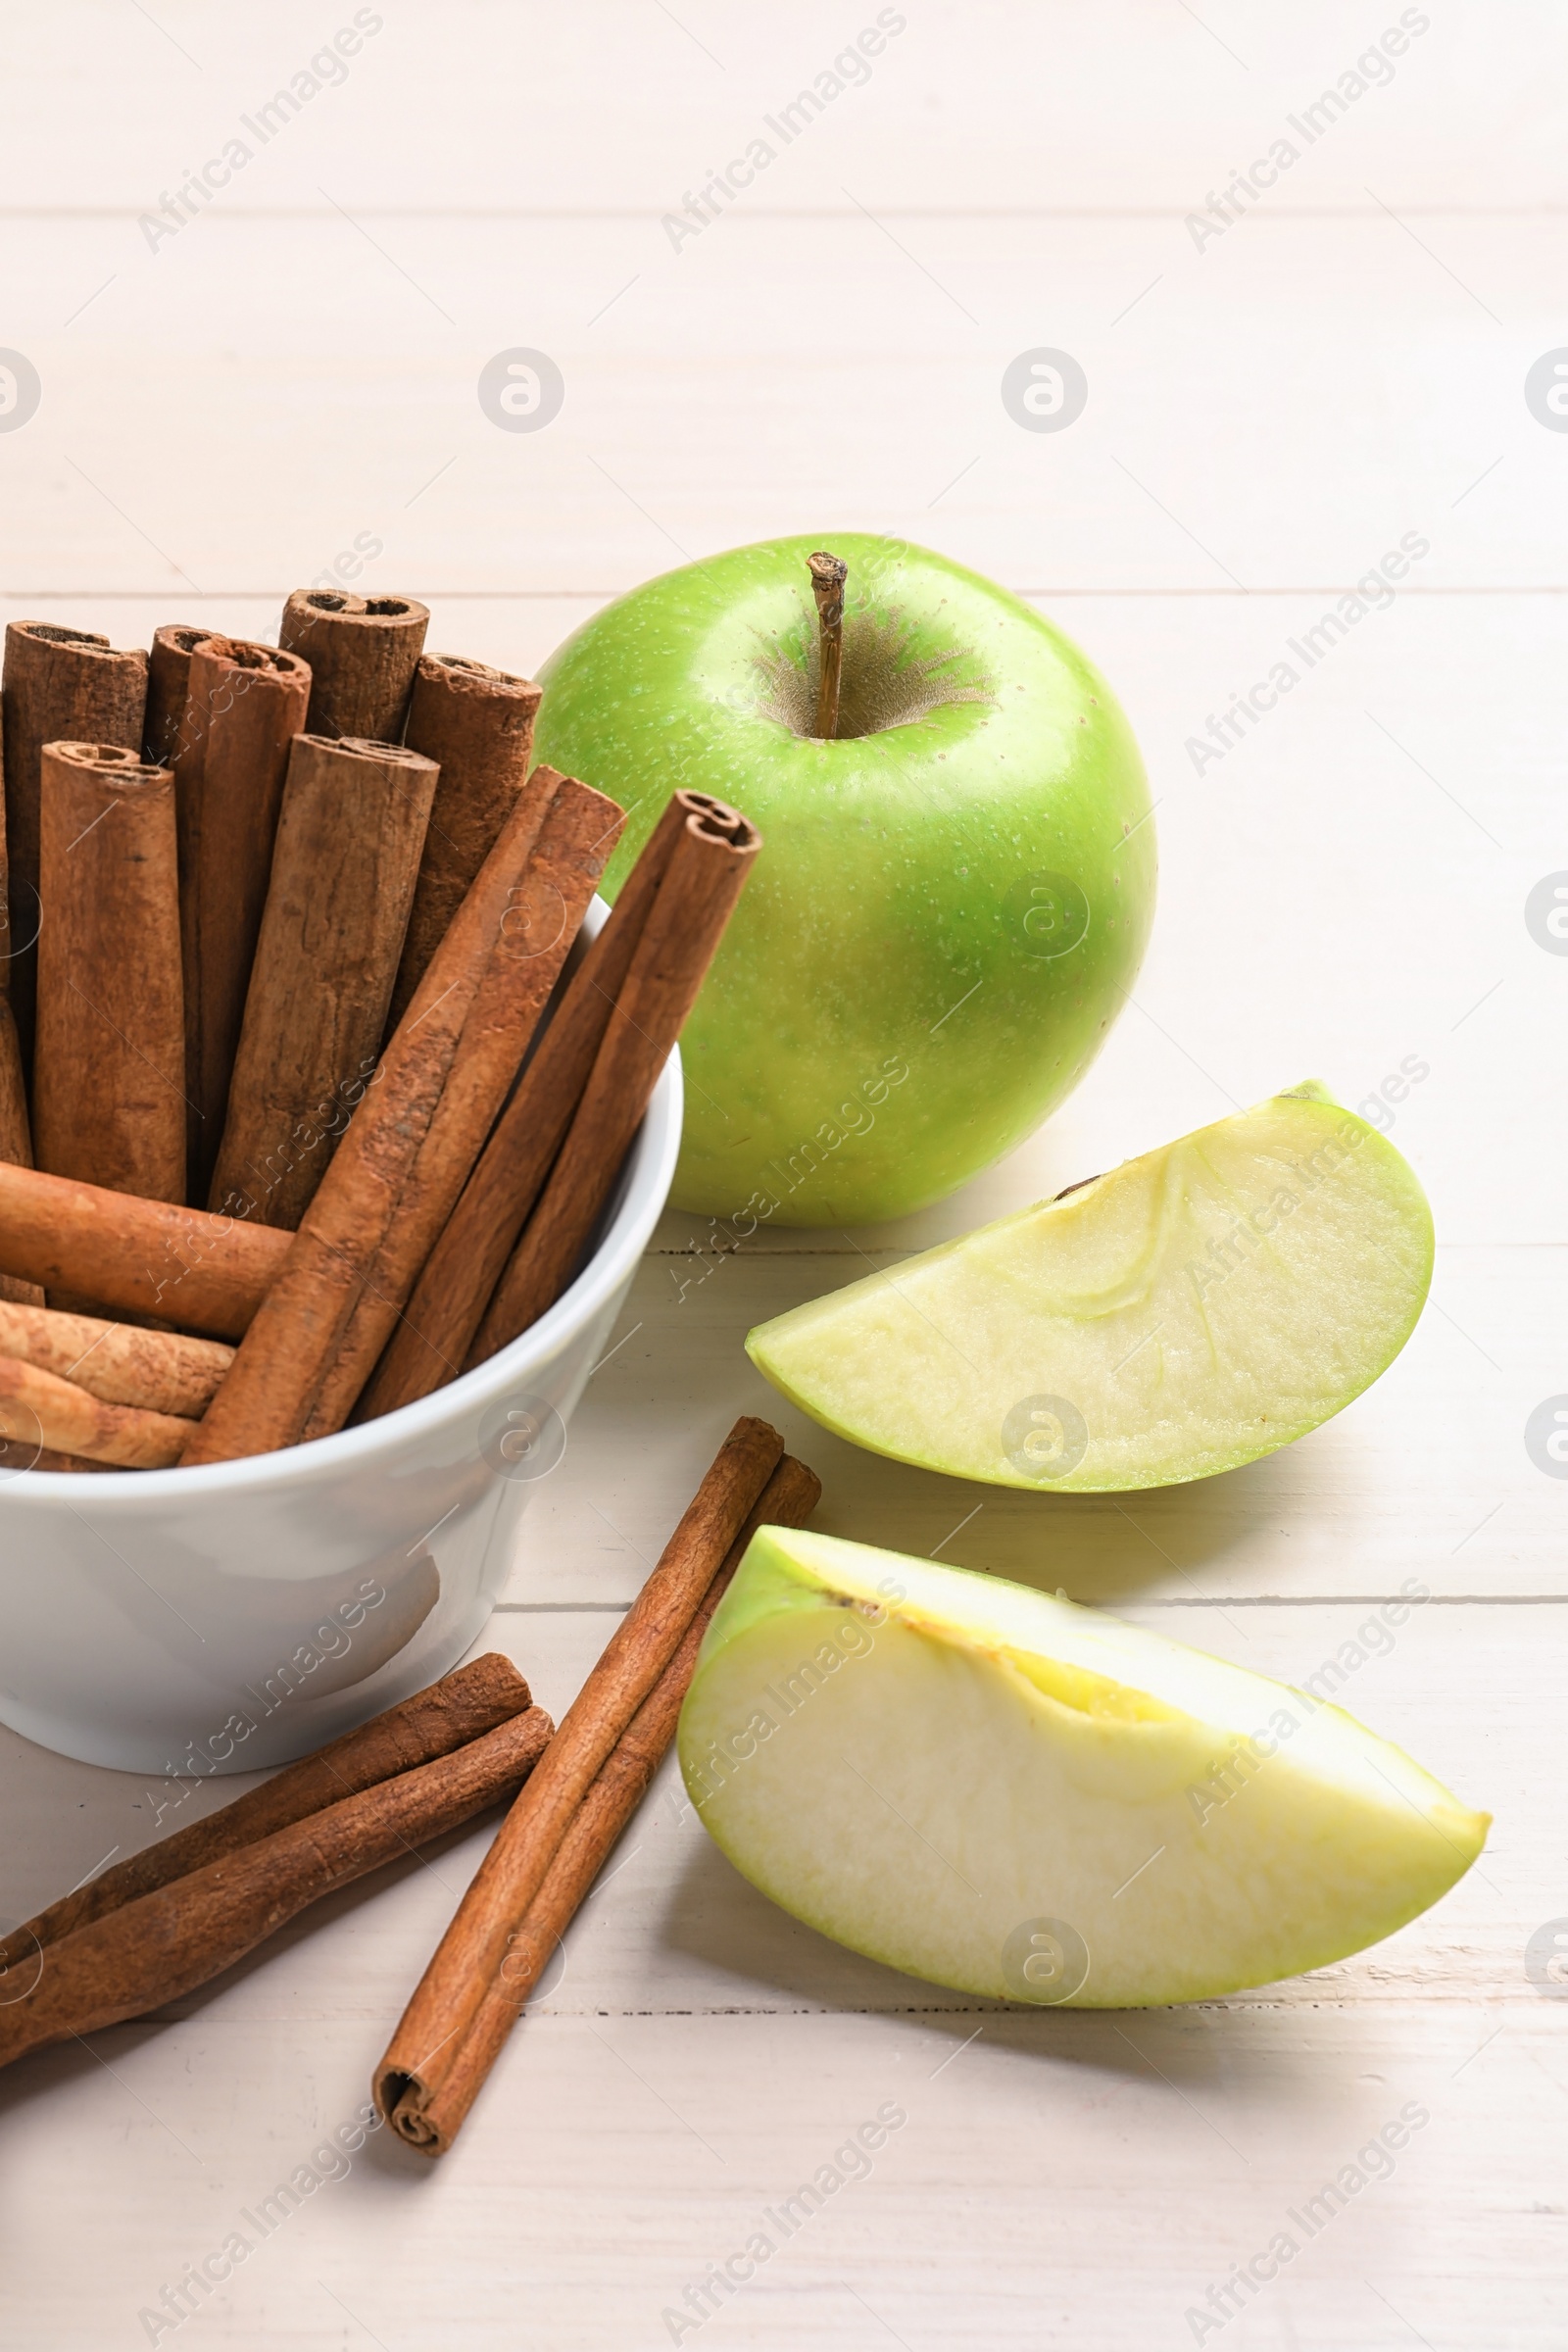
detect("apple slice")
[747,1085,1433,1491]
[678,1530,1488,2006]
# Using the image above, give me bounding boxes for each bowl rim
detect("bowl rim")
[0,902,683,1508]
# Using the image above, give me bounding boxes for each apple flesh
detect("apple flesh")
[678,1529,1488,2006]
[746,1085,1433,1490]
[532,532,1155,1225]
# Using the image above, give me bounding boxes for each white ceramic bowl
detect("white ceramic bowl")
[0,903,681,1774]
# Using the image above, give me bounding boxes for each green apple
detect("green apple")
[678,1529,1487,2006]
[532,532,1154,1225]
[747,1084,1432,1491]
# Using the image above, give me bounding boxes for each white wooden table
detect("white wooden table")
[1,6,1564,2343]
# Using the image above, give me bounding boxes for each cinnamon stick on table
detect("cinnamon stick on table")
[181,773,618,1466]
[387,654,544,1037]
[0,1299,231,1416]
[208,734,438,1230]
[0,1703,553,2074]
[174,637,312,1203]
[471,793,760,1365]
[32,744,185,1204]
[302,771,621,1440]
[386,1450,822,2155]
[278,589,429,742]
[0,1161,289,1338]
[359,791,712,1420]
[1,621,148,1072]
[374,1415,784,2142]
[6,1651,535,1961]
[142,624,216,768]
[0,1351,194,1469]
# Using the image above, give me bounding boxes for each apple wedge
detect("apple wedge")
[678,1530,1488,2006]
[746,1085,1433,1491]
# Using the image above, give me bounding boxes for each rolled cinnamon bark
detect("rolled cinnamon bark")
[208,734,438,1230]
[386,656,544,1036]
[0,1161,288,1336]
[388,1452,821,2154]
[2,621,148,1069]
[6,1651,535,1961]
[360,792,694,1418]
[182,775,612,1465]
[0,1299,231,1416]
[143,624,216,767]
[304,771,620,1438]
[278,590,428,742]
[471,794,759,1363]
[174,637,312,1203]
[0,1703,553,2074]
[0,999,43,1306]
[0,1350,193,1468]
[0,1439,112,1474]
[32,744,185,1203]
[374,1416,783,2138]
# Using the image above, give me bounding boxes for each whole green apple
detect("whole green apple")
[532,532,1155,1227]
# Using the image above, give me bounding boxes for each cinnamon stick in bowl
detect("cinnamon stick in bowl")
[387,654,543,1035]
[0,1299,231,1416]
[301,770,620,1439]
[0,1161,288,1337]
[2,622,149,1070]
[32,744,185,1204]
[374,1415,784,2144]
[279,589,428,742]
[207,734,438,1230]
[175,637,312,1202]
[359,790,710,1419]
[0,1352,194,1468]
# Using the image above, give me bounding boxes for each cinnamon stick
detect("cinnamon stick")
[175,637,312,1203]
[2,622,148,1070]
[359,791,696,1419]
[0,1350,193,1468]
[32,743,185,1203]
[387,655,544,1036]
[6,1651,535,1961]
[143,624,216,767]
[470,793,760,1363]
[278,590,428,742]
[0,1299,231,1416]
[208,734,438,1230]
[181,776,614,1466]
[373,1415,783,2136]
[303,773,621,1439]
[0,999,42,1306]
[0,1439,112,1475]
[0,1703,553,2074]
[389,1451,821,2153]
[0,1161,288,1337]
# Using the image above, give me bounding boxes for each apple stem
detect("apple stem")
[808,551,848,739]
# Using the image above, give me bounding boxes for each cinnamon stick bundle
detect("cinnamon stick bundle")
[302,772,621,1439]
[278,590,428,743]
[0,1351,193,1468]
[0,1703,553,2073]
[471,793,760,1363]
[387,655,544,1036]
[2,622,148,1070]
[0,1299,231,1416]
[175,637,312,1203]
[181,775,618,1466]
[0,1161,288,1337]
[359,791,704,1419]
[6,1651,534,1961]
[32,744,185,1204]
[142,624,216,767]
[374,1415,784,2142]
[208,734,438,1230]
[386,1450,821,2154]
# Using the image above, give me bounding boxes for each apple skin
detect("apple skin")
[533,532,1155,1226]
